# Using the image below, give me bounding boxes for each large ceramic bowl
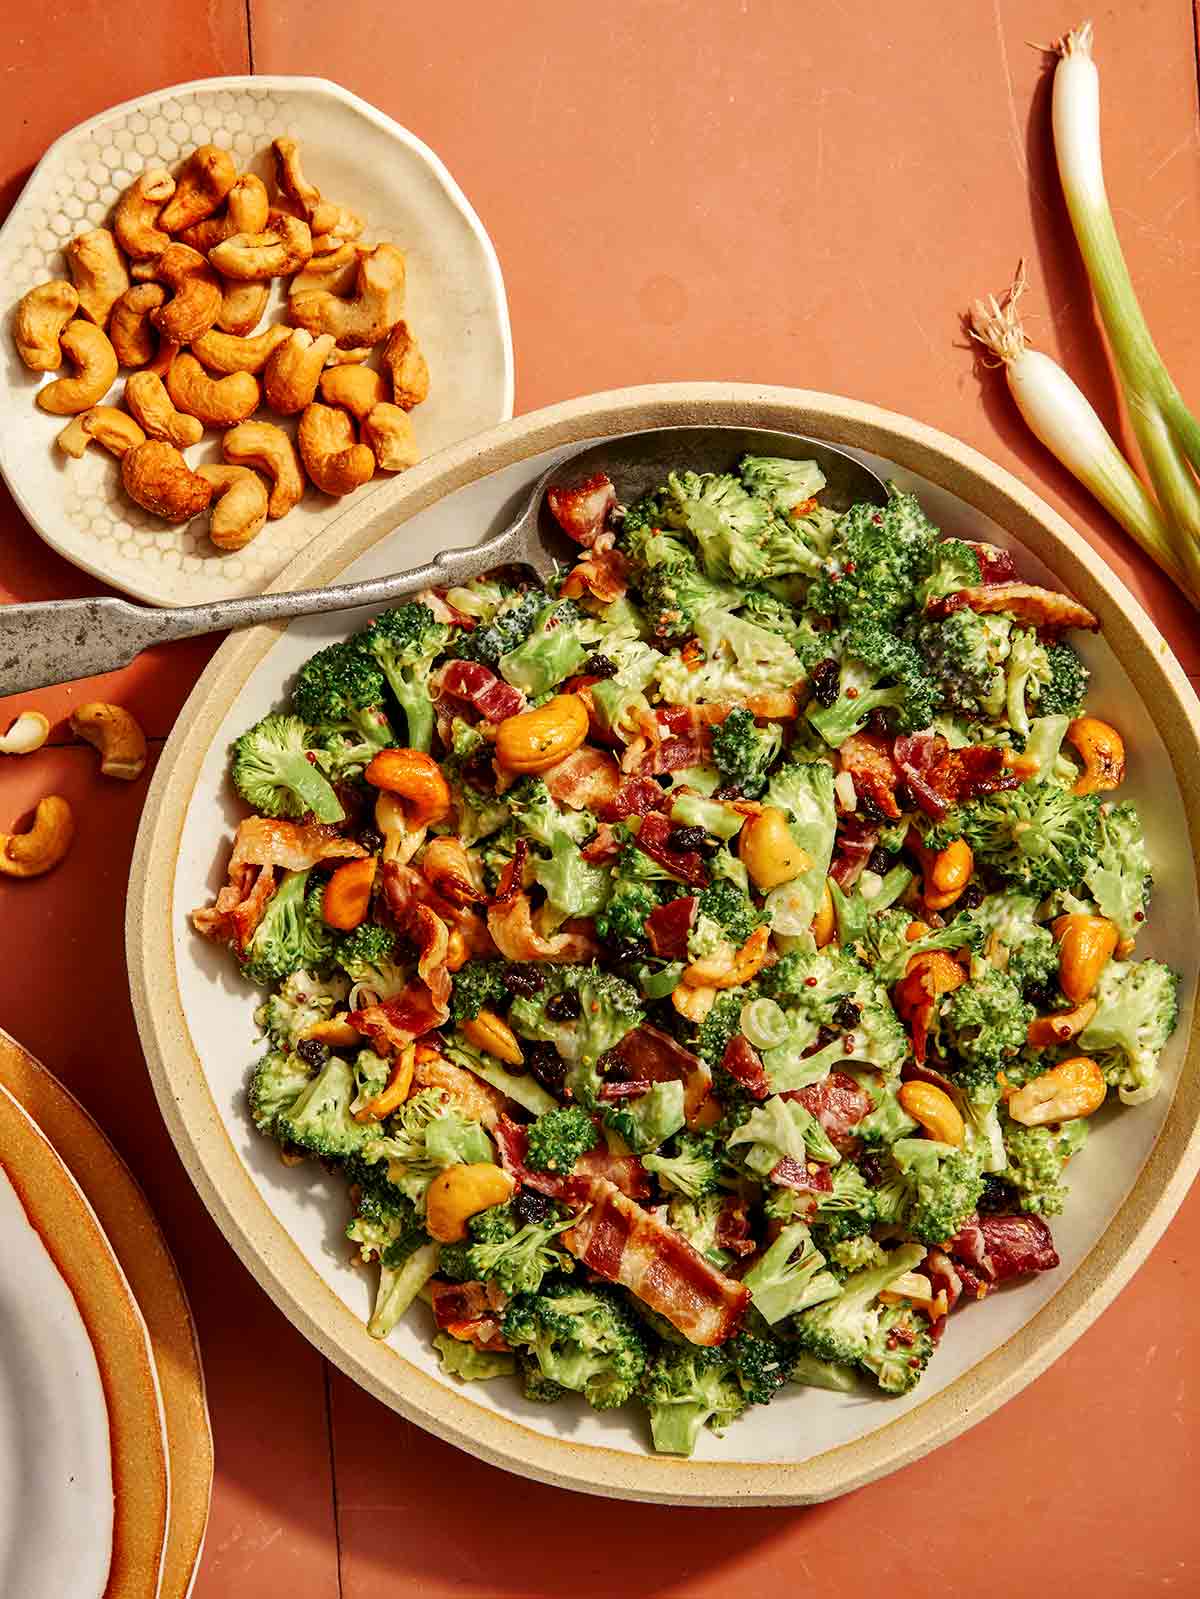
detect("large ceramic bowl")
[128,384,1200,1504]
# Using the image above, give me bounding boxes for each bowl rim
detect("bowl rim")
[0,72,515,603]
[128,382,1200,1504]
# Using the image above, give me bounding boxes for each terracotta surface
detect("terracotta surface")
[1,0,1199,1592]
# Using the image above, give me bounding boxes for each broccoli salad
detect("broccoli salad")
[194,452,1180,1458]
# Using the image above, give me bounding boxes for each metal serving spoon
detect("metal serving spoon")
[0,425,886,695]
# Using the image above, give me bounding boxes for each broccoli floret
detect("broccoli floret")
[502,1279,648,1412]
[954,781,1101,895]
[525,1106,597,1173]
[825,1234,889,1274]
[966,891,1058,994]
[890,1138,985,1245]
[1079,958,1180,1104]
[806,623,936,748]
[860,1300,935,1395]
[1085,802,1153,944]
[641,1342,747,1456]
[231,713,345,823]
[738,453,826,512]
[666,1192,733,1266]
[695,987,757,1069]
[643,1130,722,1198]
[636,545,741,640]
[448,960,508,1024]
[695,877,763,946]
[742,1222,842,1325]
[595,875,661,950]
[359,1088,495,1206]
[727,1094,841,1175]
[759,945,866,1012]
[941,968,1034,1082]
[1002,1114,1090,1216]
[291,639,395,758]
[807,488,940,626]
[658,470,773,582]
[655,609,804,706]
[359,603,450,752]
[335,923,407,1001]
[433,1334,515,1381]
[1036,640,1089,717]
[247,1049,314,1135]
[710,708,781,799]
[853,907,980,985]
[507,777,597,849]
[241,868,336,987]
[601,1081,686,1154]
[499,599,589,696]
[1003,628,1053,743]
[619,489,666,541]
[792,1241,926,1369]
[448,587,545,668]
[509,965,644,1089]
[461,1201,576,1296]
[915,538,983,606]
[255,967,350,1050]
[855,1075,920,1147]
[914,610,1010,718]
[275,1055,373,1160]
[519,1356,569,1402]
[347,1166,427,1268]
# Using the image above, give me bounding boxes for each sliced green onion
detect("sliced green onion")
[740,997,790,1050]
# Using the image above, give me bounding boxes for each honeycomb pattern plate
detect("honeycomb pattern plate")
[0,77,514,607]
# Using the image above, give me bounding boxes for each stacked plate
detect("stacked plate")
[0,1030,212,1597]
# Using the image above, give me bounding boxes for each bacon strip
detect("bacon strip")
[787,1071,873,1154]
[964,542,1018,585]
[224,815,366,873]
[613,1024,713,1127]
[645,896,697,960]
[770,1155,834,1194]
[894,732,1018,822]
[435,660,526,723]
[546,472,617,547]
[714,1196,755,1258]
[413,1052,507,1128]
[721,1034,771,1101]
[192,862,277,952]
[632,812,710,888]
[947,1213,1059,1293]
[429,1280,510,1352]
[351,981,449,1057]
[491,1115,650,1198]
[600,776,669,822]
[561,1175,750,1345]
[828,817,879,889]
[543,746,622,812]
[411,904,452,1009]
[487,892,598,962]
[560,544,629,604]
[928,582,1098,633]
[839,733,901,820]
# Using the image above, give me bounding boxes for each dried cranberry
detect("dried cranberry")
[461,750,496,791]
[867,845,892,875]
[1024,980,1058,1012]
[545,989,581,1021]
[296,1038,329,1069]
[858,791,886,825]
[802,1025,838,1057]
[526,1042,566,1094]
[671,825,708,852]
[514,1188,556,1226]
[858,1152,886,1187]
[356,826,384,855]
[957,881,985,911]
[502,964,546,998]
[583,653,617,679]
[810,658,841,708]
[712,783,742,802]
[978,1174,1019,1214]
[894,782,913,812]
[833,997,862,1029]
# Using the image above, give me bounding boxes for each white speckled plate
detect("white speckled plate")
[0,76,514,606]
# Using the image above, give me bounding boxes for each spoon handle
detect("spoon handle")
[0,522,529,695]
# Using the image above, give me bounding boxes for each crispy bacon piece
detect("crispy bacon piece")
[715,1197,756,1258]
[561,543,629,604]
[636,731,710,777]
[787,1071,872,1153]
[633,812,710,888]
[614,1025,713,1128]
[193,817,366,949]
[770,1155,834,1195]
[928,581,1098,633]
[645,895,697,960]
[429,1280,510,1351]
[351,981,449,1057]
[965,541,1019,585]
[411,904,452,1009]
[561,1176,750,1345]
[546,472,617,547]
[573,1149,653,1199]
[923,1247,962,1339]
[491,1115,650,1198]
[413,1052,507,1127]
[487,892,598,962]
[894,732,1019,822]
[543,746,622,812]
[580,823,622,864]
[828,816,879,889]
[381,861,495,959]
[721,1034,771,1101]
[192,862,278,952]
[947,1214,1059,1294]
[839,732,901,820]
[420,836,485,906]
[492,839,529,906]
[600,776,668,822]
[435,660,526,723]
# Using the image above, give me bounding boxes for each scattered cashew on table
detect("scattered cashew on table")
[15,133,432,561]
[0,702,148,879]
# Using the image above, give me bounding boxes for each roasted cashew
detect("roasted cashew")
[738,806,809,891]
[56,406,146,459]
[177,173,270,253]
[263,329,336,414]
[193,323,292,375]
[121,440,212,522]
[216,277,269,337]
[0,711,50,756]
[271,137,321,219]
[288,243,406,349]
[129,259,161,283]
[1066,716,1125,795]
[125,370,204,448]
[35,322,119,415]
[113,170,176,260]
[318,363,386,420]
[297,402,374,495]
[65,229,130,328]
[109,284,166,368]
[1026,998,1097,1049]
[361,402,419,472]
[323,345,372,367]
[145,338,182,379]
[898,1081,964,1147]
[166,352,259,429]
[13,281,79,371]
[495,696,589,774]
[364,749,451,827]
[0,796,74,878]
[290,240,360,298]
[425,1163,515,1243]
[460,1010,523,1066]
[196,464,269,551]
[1052,913,1118,1004]
[382,320,429,410]
[70,702,147,781]
[222,420,306,518]
[158,144,238,233]
[1008,1056,1106,1126]
[309,201,365,242]
[151,243,221,344]
[209,216,313,281]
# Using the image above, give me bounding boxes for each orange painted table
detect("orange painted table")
[2,4,1198,1593]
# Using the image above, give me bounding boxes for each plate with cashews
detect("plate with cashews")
[128,385,1200,1504]
[0,77,514,607]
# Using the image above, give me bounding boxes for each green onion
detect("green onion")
[740,997,789,1050]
